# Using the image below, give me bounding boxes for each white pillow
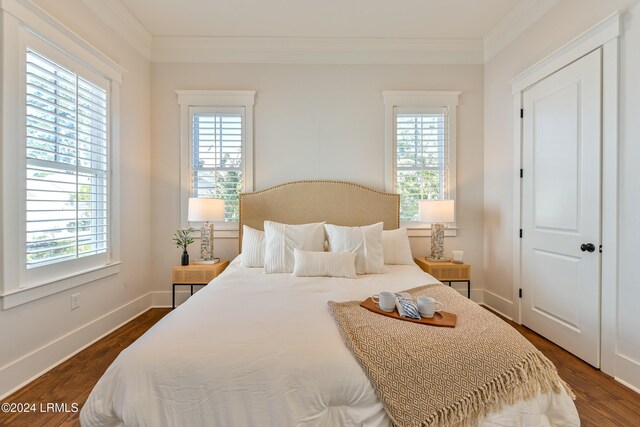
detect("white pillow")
[241,225,265,267]
[325,222,384,274]
[292,249,357,279]
[382,228,414,265]
[264,221,326,273]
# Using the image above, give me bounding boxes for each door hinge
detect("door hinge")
[519,229,523,238]
[520,109,524,118]
[520,168,523,178]
[519,288,523,298]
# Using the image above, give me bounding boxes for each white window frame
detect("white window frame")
[0,0,123,309]
[383,91,460,235]
[177,90,255,228]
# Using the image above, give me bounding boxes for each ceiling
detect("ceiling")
[119,0,523,39]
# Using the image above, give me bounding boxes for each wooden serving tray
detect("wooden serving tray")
[360,297,457,328]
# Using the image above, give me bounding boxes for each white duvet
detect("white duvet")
[81,258,578,426]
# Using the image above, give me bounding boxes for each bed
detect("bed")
[81,181,579,427]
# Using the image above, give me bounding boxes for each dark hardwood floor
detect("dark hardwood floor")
[0,309,170,427]
[494,311,640,426]
[1,307,639,426]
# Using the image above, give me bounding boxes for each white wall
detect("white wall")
[484,0,640,390]
[617,2,640,390]
[0,0,151,398]
[150,63,485,305]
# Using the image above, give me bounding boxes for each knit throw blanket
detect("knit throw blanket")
[328,284,574,427]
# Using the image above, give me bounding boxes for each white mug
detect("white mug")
[372,291,396,312]
[417,296,444,318]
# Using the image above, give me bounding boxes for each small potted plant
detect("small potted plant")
[173,227,195,266]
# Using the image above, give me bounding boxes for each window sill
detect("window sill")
[0,262,121,310]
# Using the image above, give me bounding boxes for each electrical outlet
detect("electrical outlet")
[71,293,79,310]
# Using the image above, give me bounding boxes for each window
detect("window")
[26,49,109,268]
[177,91,255,225]
[191,109,243,221]
[0,4,122,309]
[383,91,460,224]
[395,108,448,220]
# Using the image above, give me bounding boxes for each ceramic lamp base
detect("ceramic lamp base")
[200,222,214,260]
[430,223,445,260]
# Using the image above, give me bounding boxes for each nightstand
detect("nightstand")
[414,258,471,298]
[172,260,229,309]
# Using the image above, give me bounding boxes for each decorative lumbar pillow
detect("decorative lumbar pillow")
[324,222,384,274]
[292,249,357,279]
[241,225,265,267]
[264,221,326,273]
[382,228,414,265]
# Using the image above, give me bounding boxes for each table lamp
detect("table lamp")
[419,199,455,261]
[188,197,225,264]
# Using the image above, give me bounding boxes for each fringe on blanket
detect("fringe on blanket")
[419,351,575,427]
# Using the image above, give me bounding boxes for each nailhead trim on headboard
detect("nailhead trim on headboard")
[238,180,400,252]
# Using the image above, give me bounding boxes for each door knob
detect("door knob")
[580,243,596,253]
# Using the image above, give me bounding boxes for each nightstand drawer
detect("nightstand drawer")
[172,267,216,284]
[172,261,229,285]
[426,264,470,281]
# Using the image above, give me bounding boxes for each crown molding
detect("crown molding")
[2,0,126,79]
[76,0,568,65]
[484,0,560,62]
[82,0,151,60]
[511,11,621,93]
[151,36,484,64]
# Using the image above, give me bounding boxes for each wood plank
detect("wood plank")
[1,307,639,426]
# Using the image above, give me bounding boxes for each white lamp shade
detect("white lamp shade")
[188,198,225,222]
[419,199,455,223]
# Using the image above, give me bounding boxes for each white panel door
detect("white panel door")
[521,49,602,367]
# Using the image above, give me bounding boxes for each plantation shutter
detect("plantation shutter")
[191,109,244,222]
[395,107,449,221]
[25,48,109,268]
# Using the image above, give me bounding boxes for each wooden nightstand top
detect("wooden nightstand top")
[414,258,470,281]
[172,260,230,284]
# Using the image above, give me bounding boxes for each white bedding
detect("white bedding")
[81,258,578,426]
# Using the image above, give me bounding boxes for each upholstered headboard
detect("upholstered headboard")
[239,180,400,249]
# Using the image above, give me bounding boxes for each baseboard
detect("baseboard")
[615,376,640,394]
[479,302,514,321]
[469,288,484,303]
[481,289,515,321]
[614,353,640,393]
[445,285,483,303]
[151,289,205,308]
[151,290,171,307]
[0,292,152,400]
